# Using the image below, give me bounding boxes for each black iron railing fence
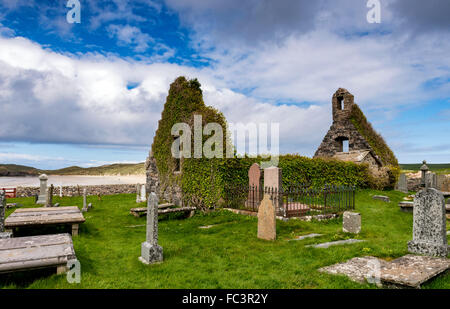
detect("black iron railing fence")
[223,184,355,218]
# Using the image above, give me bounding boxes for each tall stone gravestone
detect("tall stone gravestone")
[45,184,54,207]
[396,173,408,194]
[408,188,447,257]
[136,184,141,203]
[82,188,88,212]
[257,194,276,241]
[36,174,48,204]
[264,166,283,215]
[247,163,262,209]
[139,192,163,264]
[140,185,147,202]
[426,172,438,189]
[0,191,12,239]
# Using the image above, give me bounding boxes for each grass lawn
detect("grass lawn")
[1,189,449,289]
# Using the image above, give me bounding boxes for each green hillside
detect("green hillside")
[0,163,145,176]
[400,163,450,175]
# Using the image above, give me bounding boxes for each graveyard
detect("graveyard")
[0,2,449,295]
[0,187,448,289]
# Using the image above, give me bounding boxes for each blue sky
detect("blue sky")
[0,0,449,169]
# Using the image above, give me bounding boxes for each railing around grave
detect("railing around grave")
[223,184,355,218]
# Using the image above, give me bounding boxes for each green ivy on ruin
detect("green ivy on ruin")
[349,104,399,167]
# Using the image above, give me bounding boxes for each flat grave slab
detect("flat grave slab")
[130,206,195,218]
[5,206,85,236]
[289,233,323,241]
[319,254,450,288]
[372,195,390,203]
[0,233,76,274]
[399,201,414,213]
[306,239,365,249]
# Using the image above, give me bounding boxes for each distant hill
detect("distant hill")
[0,163,145,176]
[0,164,42,176]
[400,163,450,175]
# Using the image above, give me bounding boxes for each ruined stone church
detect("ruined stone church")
[314,88,399,186]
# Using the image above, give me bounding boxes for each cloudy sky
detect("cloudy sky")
[0,0,449,169]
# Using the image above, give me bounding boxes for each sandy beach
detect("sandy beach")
[0,175,146,187]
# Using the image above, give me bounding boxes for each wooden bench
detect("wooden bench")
[0,233,76,275]
[130,205,196,218]
[5,206,85,236]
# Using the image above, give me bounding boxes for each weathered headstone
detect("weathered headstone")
[0,191,12,239]
[45,184,54,207]
[257,194,276,241]
[82,188,88,212]
[36,174,48,204]
[139,192,163,264]
[426,172,438,189]
[408,188,447,257]
[136,184,141,203]
[263,166,283,214]
[343,211,361,234]
[247,163,262,208]
[140,185,146,202]
[420,160,429,188]
[396,173,408,194]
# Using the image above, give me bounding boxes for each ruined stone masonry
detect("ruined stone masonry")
[314,88,396,186]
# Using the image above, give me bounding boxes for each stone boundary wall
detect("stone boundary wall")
[16,184,138,198]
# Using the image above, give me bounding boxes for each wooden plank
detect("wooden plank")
[0,234,76,273]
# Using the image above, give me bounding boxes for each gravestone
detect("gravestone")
[45,184,54,207]
[0,191,12,239]
[136,184,141,203]
[343,211,361,234]
[139,192,163,264]
[396,173,408,194]
[36,174,48,204]
[263,166,283,215]
[420,160,429,188]
[140,185,147,202]
[257,194,276,241]
[426,172,438,189]
[407,188,447,257]
[247,163,262,208]
[136,184,146,203]
[82,188,88,212]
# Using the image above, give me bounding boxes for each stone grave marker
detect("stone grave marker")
[264,166,283,215]
[82,188,88,212]
[396,173,408,194]
[136,184,141,203]
[45,184,54,207]
[0,191,12,239]
[139,192,163,264]
[36,174,48,204]
[247,163,262,208]
[407,188,447,257]
[257,194,276,241]
[343,211,361,234]
[140,185,147,202]
[372,195,390,203]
